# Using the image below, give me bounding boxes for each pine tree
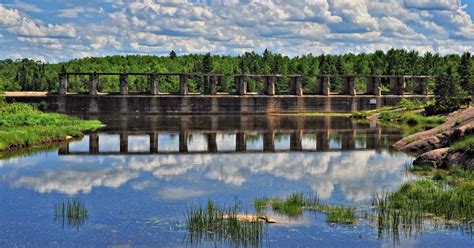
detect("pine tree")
[169,50,177,60]
[430,63,467,114]
[458,52,472,94]
[202,53,213,74]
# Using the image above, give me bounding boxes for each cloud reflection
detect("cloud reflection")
[0,150,414,202]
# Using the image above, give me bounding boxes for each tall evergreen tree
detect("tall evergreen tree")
[458,52,472,94]
[169,50,177,60]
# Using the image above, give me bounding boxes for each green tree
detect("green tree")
[458,52,472,94]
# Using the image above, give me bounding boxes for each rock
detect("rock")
[65,135,73,140]
[222,214,277,224]
[393,107,474,170]
[413,148,449,168]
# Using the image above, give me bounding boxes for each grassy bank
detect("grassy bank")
[0,102,101,152]
[352,100,446,135]
[449,136,474,156]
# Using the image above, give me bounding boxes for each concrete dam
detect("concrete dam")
[5,72,434,114]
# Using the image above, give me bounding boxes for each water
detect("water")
[0,115,472,247]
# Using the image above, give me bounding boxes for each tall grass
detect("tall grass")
[185,199,265,247]
[0,103,101,152]
[372,178,474,240]
[254,193,357,224]
[53,199,89,229]
[449,136,474,156]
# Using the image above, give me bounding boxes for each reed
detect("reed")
[185,199,265,247]
[254,193,357,224]
[53,199,89,229]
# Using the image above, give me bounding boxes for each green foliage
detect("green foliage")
[449,136,474,156]
[374,178,474,223]
[0,103,101,151]
[326,207,357,224]
[0,49,472,94]
[458,52,473,94]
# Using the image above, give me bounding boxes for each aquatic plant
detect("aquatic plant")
[372,177,474,241]
[327,207,357,224]
[53,199,89,229]
[185,199,266,247]
[254,193,357,224]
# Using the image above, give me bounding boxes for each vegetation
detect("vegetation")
[449,136,474,156]
[1,49,472,95]
[0,101,101,152]
[185,199,265,247]
[254,193,357,224]
[326,208,357,224]
[352,99,447,135]
[53,199,89,229]
[372,165,474,240]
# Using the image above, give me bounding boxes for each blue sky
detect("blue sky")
[0,0,473,62]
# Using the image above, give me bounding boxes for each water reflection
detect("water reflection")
[53,199,89,230]
[5,115,457,247]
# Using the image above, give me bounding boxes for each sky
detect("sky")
[0,0,474,62]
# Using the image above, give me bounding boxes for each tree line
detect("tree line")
[0,49,472,97]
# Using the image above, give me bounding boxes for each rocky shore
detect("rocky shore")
[393,107,474,170]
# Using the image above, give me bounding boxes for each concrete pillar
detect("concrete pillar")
[317,76,330,95]
[397,76,406,95]
[89,73,98,95]
[179,131,188,152]
[120,74,129,95]
[59,72,68,95]
[179,74,188,95]
[316,130,330,151]
[235,75,247,95]
[290,131,303,151]
[366,76,381,96]
[264,76,275,96]
[263,131,275,152]
[150,74,159,95]
[89,132,99,154]
[150,131,158,153]
[236,132,247,152]
[341,131,355,150]
[120,132,128,154]
[291,76,303,96]
[206,75,218,95]
[412,77,428,95]
[342,76,356,95]
[207,133,218,152]
[58,142,70,155]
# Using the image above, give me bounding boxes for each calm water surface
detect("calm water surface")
[0,115,472,247]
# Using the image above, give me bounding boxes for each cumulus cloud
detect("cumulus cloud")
[0,0,473,60]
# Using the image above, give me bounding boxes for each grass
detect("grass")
[53,199,89,229]
[327,207,357,224]
[254,193,357,224]
[185,199,265,247]
[0,102,101,152]
[449,136,474,156]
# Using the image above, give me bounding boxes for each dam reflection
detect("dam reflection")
[60,115,398,155]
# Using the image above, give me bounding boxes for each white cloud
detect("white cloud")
[0,0,473,61]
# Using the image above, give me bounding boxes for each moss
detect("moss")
[0,102,102,152]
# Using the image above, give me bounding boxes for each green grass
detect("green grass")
[449,136,474,156]
[0,102,101,152]
[254,193,357,224]
[327,207,357,224]
[185,199,265,247]
[54,199,89,229]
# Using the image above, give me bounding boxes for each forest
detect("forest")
[0,49,472,97]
